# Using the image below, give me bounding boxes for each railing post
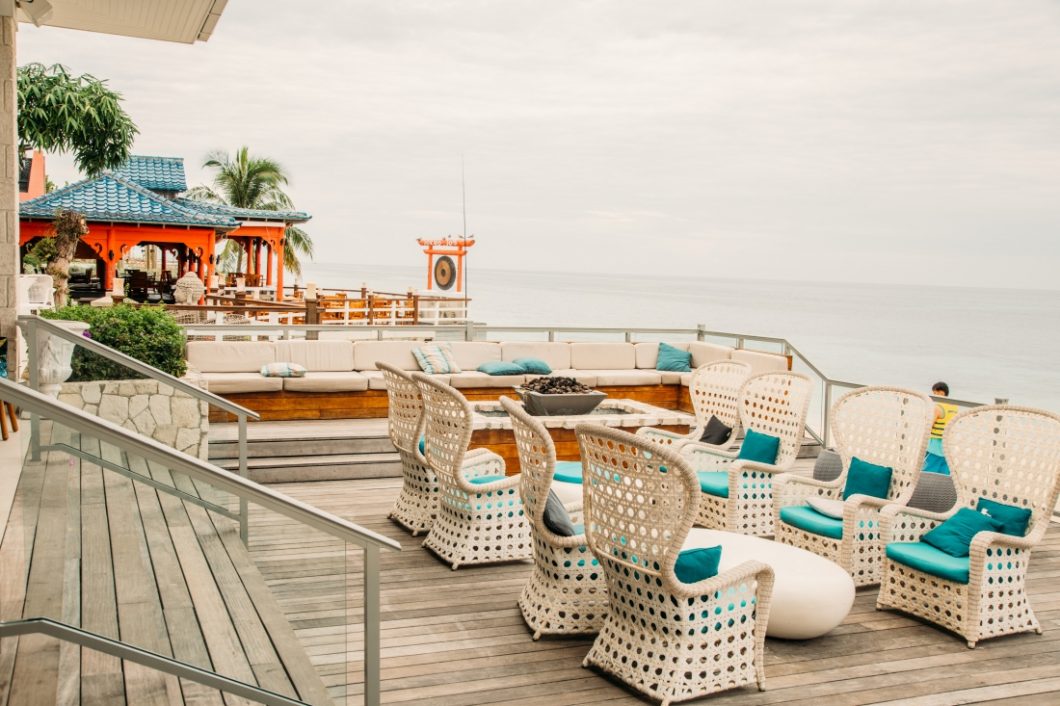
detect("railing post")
[822,381,833,449]
[696,323,707,341]
[305,297,319,341]
[238,413,249,544]
[547,330,555,342]
[464,321,475,342]
[624,331,632,343]
[363,545,381,706]
[25,318,41,460]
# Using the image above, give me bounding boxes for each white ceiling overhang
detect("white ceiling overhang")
[16,0,228,43]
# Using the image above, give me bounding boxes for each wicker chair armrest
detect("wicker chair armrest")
[731,459,786,475]
[969,531,1037,555]
[457,449,508,489]
[671,560,775,601]
[773,473,841,509]
[636,427,695,446]
[682,443,739,469]
[562,499,584,515]
[843,494,891,511]
[880,503,955,543]
[457,471,520,494]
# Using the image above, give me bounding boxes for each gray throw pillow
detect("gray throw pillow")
[543,489,576,536]
[699,415,733,445]
[908,472,958,514]
[813,449,844,482]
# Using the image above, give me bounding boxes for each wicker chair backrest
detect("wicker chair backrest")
[501,396,557,535]
[831,386,934,501]
[689,360,753,434]
[379,362,424,455]
[738,372,813,466]
[945,406,1060,531]
[412,372,473,488]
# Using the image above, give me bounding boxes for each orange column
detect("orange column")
[265,241,274,286]
[426,252,433,290]
[243,239,252,273]
[204,235,216,298]
[455,249,464,293]
[275,235,285,300]
[255,240,262,277]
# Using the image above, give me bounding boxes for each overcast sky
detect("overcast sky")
[18,1,1060,289]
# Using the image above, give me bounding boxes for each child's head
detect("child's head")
[932,381,950,397]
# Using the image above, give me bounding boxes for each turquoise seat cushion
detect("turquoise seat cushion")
[737,428,780,464]
[513,357,552,375]
[922,507,1003,557]
[543,489,576,536]
[697,471,729,498]
[674,546,722,583]
[655,342,692,373]
[418,436,425,455]
[469,474,507,485]
[571,523,584,535]
[842,457,893,500]
[779,505,843,539]
[478,360,526,376]
[553,461,583,484]
[886,542,971,584]
[976,498,1032,537]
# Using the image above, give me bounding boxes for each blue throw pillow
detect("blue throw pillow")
[513,357,552,375]
[478,360,526,376]
[674,546,722,583]
[736,428,780,464]
[655,342,692,373]
[842,457,894,500]
[976,498,1032,537]
[922,507,1004,557]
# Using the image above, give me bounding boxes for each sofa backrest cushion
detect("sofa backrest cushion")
[569,342,636,370]
[731,348,789,374]
[500,342,572,371]
[352,341,421,371]
[187,341,276,373]
[688,342,733,368]
[274,340,355,372]
[448,342,502,370]
[635,341,690,369]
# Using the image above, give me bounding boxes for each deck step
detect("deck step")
[215,452,402,483]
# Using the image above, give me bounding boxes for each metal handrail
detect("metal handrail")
[0,619,312,706]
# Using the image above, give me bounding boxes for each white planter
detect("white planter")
[37,321,91,397]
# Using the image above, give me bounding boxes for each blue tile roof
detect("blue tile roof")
[174,198,312,223]
[20,174,237,229]
[111,155,188,192]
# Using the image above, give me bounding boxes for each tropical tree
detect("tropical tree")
[18,63,137,177]
[47,210,89,307]
[184,147,313,275]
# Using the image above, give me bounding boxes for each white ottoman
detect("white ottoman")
[683,528,855,640]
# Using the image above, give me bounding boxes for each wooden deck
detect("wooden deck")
[248,477,1060,706]
[0,432,331,706]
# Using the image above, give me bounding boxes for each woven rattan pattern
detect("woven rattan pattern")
[414,373,532,569]
[380,363,439,536]
[682,372,813,536]
[877,405,1060,647]
[499,397,608,639]
[575,424,773,705]
[774,387,934,586]
[637,361,752,451]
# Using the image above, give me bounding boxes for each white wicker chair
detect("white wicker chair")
[499,396,608,639]
[380,363,438,536]
[576,424,774,705]
[636,360,752,452]
[877,405,1060,647]
[413,373,532,569]
[680,372,812,536]
[773,386,934,586]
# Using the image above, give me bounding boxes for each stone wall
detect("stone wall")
[58,376,209,460]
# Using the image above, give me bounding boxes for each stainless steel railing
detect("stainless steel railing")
[18,314,260,541]
[0,377,401,706]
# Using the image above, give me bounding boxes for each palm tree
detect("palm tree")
[185,147,313,275]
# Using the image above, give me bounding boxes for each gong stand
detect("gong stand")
[417,237,475,293]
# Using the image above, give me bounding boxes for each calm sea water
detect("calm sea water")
[300,262,1060,412]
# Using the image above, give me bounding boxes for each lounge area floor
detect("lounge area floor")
[251,477,1060,706]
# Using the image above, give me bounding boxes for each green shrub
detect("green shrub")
[41,304,186,381]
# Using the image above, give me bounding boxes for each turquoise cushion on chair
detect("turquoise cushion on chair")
[674,546,722,583]
[469,474,507,485]
[655,342,692,373]
[478,360,526,376]
[418,436,425,455]
[886,542,971,584]
[922,507,1003,557]
[976,498,1032,537]
[553,461,583,484]
[513,357,552,375]
[737,428,780,464]
[842,457,893,500]
[697,471,729,498]
[779,505,843,539]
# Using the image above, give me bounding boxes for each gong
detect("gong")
[433,255,456,290]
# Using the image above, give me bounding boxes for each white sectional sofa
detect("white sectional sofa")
[187,339,790,421]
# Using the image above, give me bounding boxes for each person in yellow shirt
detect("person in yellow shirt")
[924,381,958,474]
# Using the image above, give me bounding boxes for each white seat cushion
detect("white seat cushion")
[274,340,355,372]
[732,349,789,374]
[658,371,683,385]
[448,371,525,389]
[500,342,572,371]
[688,342,733,368]
[187,341,276,373]
[352,341,421,371]
[679,372,693,387]
[201,372,282,394]
[361,370,388,390]
[283,371,369,392]
[551,369,598,387]
[589,369,663,386]
[569,342,636,370]
[635,342,690,369]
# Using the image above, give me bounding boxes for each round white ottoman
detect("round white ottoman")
[683,528,855,640]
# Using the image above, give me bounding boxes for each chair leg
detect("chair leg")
[0,402,8,441]
[7,403,18,432]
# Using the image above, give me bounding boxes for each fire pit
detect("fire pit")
[516,376,607,416]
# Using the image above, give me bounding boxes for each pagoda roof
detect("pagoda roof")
[173,198,312,224]
[20,174,237,230]
[112,155,188,192]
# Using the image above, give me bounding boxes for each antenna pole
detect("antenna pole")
[461,156,469,311]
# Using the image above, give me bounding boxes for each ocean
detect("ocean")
[300,262,1060,412]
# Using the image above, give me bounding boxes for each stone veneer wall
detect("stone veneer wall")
[57,376,209,460]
